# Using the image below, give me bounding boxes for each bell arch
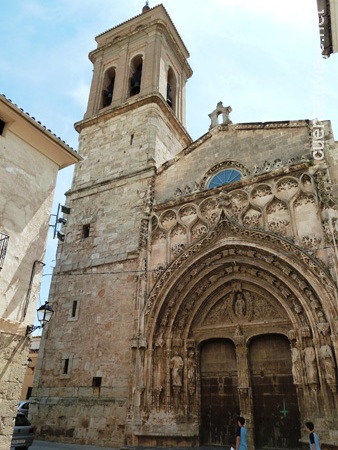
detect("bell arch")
[137,215,338,447]
[129,55,143,97]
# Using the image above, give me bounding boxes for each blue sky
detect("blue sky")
[1,0,338,319]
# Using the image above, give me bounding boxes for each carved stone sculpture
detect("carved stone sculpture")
[170,351,184,387]
[291,347,303,384]
[186,349,196,395]
[320,344,337,392]
[303,346,319,384]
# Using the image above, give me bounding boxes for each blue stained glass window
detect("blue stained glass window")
[207,169,241,189]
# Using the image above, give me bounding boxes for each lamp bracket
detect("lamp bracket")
[25,324,44,336]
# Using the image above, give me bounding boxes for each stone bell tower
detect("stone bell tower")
[31,4,192,448]
[81,2,192,169]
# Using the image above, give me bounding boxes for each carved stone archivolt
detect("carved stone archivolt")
[142,226,337,413]
[136,163,338,437]
[150,168,330,288]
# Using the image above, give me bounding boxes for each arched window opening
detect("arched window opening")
[167,67,177,111]
[207,169,242,189]
[130,56,143,97]
[102,68,116,108]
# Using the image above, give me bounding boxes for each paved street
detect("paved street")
[30,440,118,449]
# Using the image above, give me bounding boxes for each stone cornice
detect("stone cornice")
[74,93,192,147]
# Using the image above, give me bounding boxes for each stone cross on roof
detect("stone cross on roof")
[209,102,232,129]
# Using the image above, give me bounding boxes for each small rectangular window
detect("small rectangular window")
[63,358,69,374]
[92,376,102,387]
[71,300,78,318]
[60,354,73,378]
[82,224,90,238]
[0,119,5,135]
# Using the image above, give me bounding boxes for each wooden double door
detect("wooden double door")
[200,335,301,449]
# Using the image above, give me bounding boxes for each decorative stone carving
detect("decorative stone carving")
[191,222,208,241]
[170,351,184,387]
[171,243,185,257]
[301,235,322,251]
[208,102,232,129]
[170,351,184,412]
[242,209,262,227]
[293,193,315,207]
[170,224,186,238]
[291,347,303,384]
[292,300,308,327]
[233,325,245,346]
[251,155,308,176]
[300,173,314,192]
[147,214,335,316]
[320,344,337,392]
[276,178,299,193]
[317,320,330,336]
[251,184,273,200]
[303,346,319,384]
[160,210,177,229]
[268,219,289,236]
[230,191,249,215]
[234,291,246,319]
[153,264,166,281]
[267,198,288,214]
[216,191,232,210]
[179,205,198,225]
[186,349,196,396]
[313,168,336,208]
[175,188,183,199]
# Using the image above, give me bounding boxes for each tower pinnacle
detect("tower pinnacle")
[142,1,150,13]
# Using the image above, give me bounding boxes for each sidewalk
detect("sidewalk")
[30,440,118,449]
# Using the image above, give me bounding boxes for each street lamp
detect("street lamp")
[25,357,35,372]
[25,302,54,336]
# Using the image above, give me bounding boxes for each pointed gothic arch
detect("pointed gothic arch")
[138,214,338,446]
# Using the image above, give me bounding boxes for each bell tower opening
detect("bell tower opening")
[129,55,143,97]
[102,67,116,108]
[167,67,176,111]
[83,4,192,127]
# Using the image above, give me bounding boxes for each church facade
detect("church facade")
[31,5,338,450]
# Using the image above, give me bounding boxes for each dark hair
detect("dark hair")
[305,421,314,431]
[238,417,245,426]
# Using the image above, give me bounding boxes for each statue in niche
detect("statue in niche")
[303,346,319,384]
[291,347,303,384]
[186,349,196,395]
[171,350,184,412]
[170,351,184,387]
[320,344,337,391]
[234,291,246,319]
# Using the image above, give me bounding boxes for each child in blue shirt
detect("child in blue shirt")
[305,421,321,450]
[236,416,247,450]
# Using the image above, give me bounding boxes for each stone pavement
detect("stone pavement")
[30,440,118,449]
[30,443,219,450]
